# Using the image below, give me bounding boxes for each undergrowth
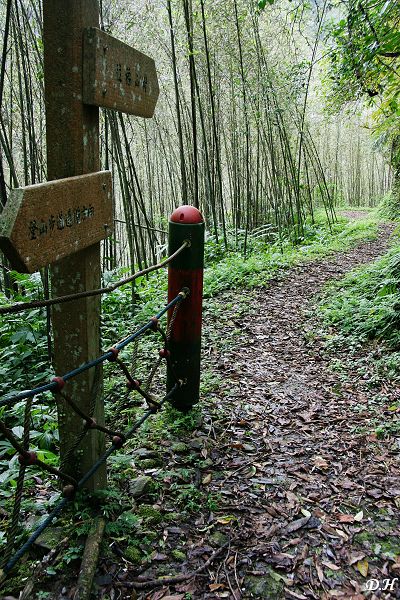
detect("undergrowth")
[319,236,400,350]
[204,213,379,295]
[377,191,400,221]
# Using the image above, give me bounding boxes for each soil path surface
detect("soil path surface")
[198,223,399,600]
[339,210,372,220]
[107,224,400,600]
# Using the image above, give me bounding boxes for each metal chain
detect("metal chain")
[144,356,163,392]
[167,302,180,341]
[144,301,181,393]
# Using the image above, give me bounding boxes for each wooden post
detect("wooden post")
[43,0,106,489]
[167,206,205,412]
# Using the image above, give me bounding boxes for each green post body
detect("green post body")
[167,206,205,411]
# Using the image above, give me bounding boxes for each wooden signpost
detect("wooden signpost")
[0,1,160,493]
[19,0,160,490]
[0,171,112,273]
[83,28,159,118]
[0,0,160,490]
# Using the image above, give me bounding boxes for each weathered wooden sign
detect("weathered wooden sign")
[83,28,159,118]
[0,171,113,273]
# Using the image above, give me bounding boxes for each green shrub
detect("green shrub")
[378,192,400,221]
[319,243,400,349]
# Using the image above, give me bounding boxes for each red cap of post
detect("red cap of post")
[170,205,204,224]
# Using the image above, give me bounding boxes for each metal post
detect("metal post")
[167,206,205,411]
[43,0,106,489]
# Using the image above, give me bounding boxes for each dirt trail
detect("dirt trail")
[339,210,372,220]
[105,224,400,600]
[194,224,398,599]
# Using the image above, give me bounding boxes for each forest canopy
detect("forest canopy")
[0,0,396,272]
[324,0,400,174]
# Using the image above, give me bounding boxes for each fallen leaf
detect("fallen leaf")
[285,515,311,533]
[202,473,212,485]
[209,583,225,591]
[316,561,324,582]
[250,477,283,485]
[321,560,341,571]
[190,545,213,557]
[338,514,354,523]
[268,552,294,567]
[247,465,257,477]
[366,488,382,499]
[335,528,349,540]
[322,523,341,536]
[313,455,329,469]
[153,592,168,600]
[356,559,369,577]
[354,510,363,522]
[152,552,167,561]
[175,583,196,593]
[348,552,365,566]
[286,491,299,505]
[284,589,307,599]
[266,506,279,517]
[230,442,244,449]
[285,537,302,547]
[339,479,357,490]
[216,515,236,525]
[243,443,256,452]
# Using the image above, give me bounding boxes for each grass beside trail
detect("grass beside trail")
[204,212,380,296]
[319,240,400,351]
[317,226,400,397]
[103,210,382,333]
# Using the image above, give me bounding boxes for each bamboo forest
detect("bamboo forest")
[0,1,399,599]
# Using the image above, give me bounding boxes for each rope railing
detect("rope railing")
[0,240,189,316]
[0,288,188,580]
[0,290,187,408]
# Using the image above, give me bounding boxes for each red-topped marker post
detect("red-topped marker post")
[167,206,205,411]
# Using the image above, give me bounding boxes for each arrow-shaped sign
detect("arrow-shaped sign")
[0,171,113,273]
